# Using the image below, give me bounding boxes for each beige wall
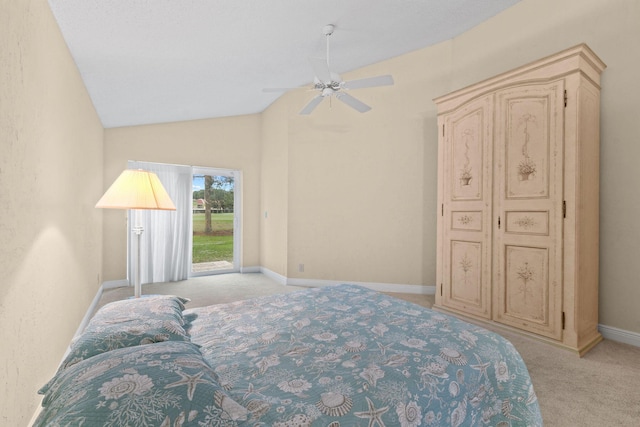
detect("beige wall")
[260,0,640,332]
[0,0,104,424]
[259,45,447,286]
[260,98,291,274]
[102,116,262,281]
[281,59,435,285]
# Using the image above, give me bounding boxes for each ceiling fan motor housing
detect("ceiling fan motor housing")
[323,24,334,36]
[321,87,334,97]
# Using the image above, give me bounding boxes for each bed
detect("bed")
[35,284,543,426]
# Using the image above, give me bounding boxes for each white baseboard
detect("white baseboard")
[71,287,104,340]
[240,265,261,273]
[102,279,129,289]
[599,324,640,347]
[27,403,43,427]
[260,267,288,285]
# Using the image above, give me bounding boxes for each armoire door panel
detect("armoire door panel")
[504,211,549,235]
[496,243,561,339]
[449,240,483,306]
[451,211,483,232]
[500,83,564,200]
[494,81,564,340]
[449,107,486,201]
[440,95,493,319]
[503,245,549,323]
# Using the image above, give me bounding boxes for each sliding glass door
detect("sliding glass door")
[191,167,240,276]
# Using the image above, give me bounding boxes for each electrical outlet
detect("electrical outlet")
[298,264,304,273]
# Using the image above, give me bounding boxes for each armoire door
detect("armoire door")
[440,95,493,319]
[493,81,565,340]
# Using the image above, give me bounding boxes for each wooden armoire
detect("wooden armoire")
[433,44,606,356]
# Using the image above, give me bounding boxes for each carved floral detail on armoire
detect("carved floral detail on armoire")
[434,44,606,356]
[517,113,538,181]
[459,128,475,186]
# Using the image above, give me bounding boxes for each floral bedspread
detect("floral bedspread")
[185,284,543,426]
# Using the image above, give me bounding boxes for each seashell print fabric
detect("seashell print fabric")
[185,284,543,426]
[35,341,248,426]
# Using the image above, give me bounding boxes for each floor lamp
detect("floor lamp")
[95,169,176,297]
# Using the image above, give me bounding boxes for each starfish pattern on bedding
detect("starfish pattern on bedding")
[377,342,393,355]
[470,353,491,382]
[164,371,210,401]
[354,397,389,427]
[240,382,270,400]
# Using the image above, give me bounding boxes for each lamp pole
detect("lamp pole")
[132,223,144,298]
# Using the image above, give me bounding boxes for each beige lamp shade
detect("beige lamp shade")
[96,169,176,210]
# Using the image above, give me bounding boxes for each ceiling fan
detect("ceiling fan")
[263,24,394,115]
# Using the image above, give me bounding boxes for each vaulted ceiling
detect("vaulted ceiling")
[49,0,521,128]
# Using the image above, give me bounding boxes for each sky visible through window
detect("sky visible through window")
[192,175,234,194]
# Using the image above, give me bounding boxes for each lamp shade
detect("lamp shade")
[95,169,176,210]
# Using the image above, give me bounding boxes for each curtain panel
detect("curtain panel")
[128,161,192,284]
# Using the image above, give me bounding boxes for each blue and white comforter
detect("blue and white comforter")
[185,284,543,426]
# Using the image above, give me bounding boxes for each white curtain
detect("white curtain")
[128,161,192,284]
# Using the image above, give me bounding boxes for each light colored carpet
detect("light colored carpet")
[98,273,640,426]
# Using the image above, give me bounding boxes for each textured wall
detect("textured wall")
[0,0,103,424]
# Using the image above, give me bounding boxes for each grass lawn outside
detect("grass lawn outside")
[192,213,233,263]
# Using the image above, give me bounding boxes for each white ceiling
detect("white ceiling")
[48,0,521,128]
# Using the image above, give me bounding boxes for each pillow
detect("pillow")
[37,341,248,426]
[58,295,192,371]
[91,294,190,325]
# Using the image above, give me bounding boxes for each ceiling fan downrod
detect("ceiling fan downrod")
[323,24,334,70]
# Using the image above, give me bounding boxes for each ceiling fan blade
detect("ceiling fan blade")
[342,75,394,90]
[335,92,371,113]
[309,57,333,83]
[262,87,303,93]
[300,95,324,115]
